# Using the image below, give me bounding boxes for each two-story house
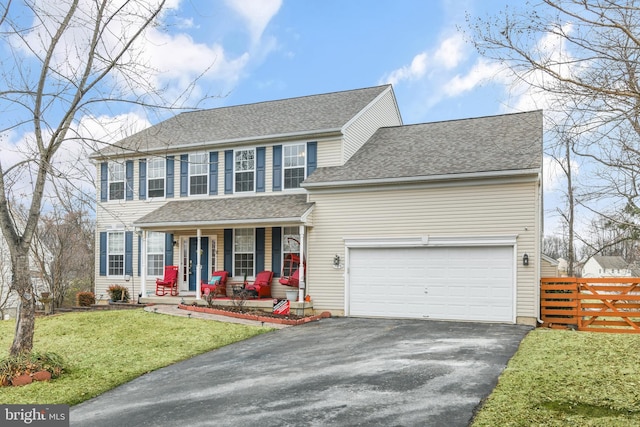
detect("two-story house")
[92,85,543,325]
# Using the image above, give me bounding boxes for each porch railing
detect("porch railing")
[541,277,640,333]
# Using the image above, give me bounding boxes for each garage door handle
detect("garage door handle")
[424,289,428,294]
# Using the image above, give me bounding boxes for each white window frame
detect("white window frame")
[107,231,125,277]
[146,232,165,277]
[282,226,301,265]
[234,148,255,193]
[233,228,255,278]
[189,152,208,196]
[147,158,166,198]
[108,162,125,201]
[283,143,306,190]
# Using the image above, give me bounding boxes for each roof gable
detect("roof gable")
[94,85,391,157]
[303,110,543,186]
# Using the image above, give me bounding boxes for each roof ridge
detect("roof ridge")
[177,84,392,117]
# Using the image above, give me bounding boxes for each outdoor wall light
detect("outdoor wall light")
[333,254,343,269]
[173,240,178,247]
[523,253,529,266]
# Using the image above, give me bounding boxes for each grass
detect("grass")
[472,328,640,426]
[0,309,272,405]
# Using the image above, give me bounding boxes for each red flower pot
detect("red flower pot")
[11,374,33,386]
[32,371,52,382]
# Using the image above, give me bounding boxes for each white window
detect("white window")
[283,144,306,189]
[189,152,208,195]
[108,163,125,200]
[283,226,300,261]
[107,231,124,276]
[148,158,165,198]
[234,149,255,193]
[147,232,165,277]
[234,228,254,278]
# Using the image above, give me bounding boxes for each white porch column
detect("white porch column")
[298,225,305,301]
[140,230,147,297]
[196,228,202,299]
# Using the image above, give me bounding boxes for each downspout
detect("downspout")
[536,172,543,324]
[298,225,305,302]
[140,230,147,298]
[196,229,202,299]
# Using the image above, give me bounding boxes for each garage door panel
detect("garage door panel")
[349,246,514,322]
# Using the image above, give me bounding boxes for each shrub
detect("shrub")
[107,285,130,302]
[0,351,65,385]
[76,292,95,307]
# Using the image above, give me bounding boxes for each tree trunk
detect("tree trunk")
[9,252,35,356]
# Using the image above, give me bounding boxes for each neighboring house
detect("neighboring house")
[541,254,561,277]
[582,255,632,278]
[92,85,543,325]
[0,231,49,319]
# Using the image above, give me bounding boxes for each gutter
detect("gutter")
[302,168,541,190]
[89,128,343,160]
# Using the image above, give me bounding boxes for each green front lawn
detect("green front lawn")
[0,309,272,405]
[473,328,640,426]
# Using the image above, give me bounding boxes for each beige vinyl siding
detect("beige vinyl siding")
[342,88,402,162]
[306,178,540,323]
[316,137,343,168]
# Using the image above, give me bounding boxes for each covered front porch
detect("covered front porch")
[133,194,314,304]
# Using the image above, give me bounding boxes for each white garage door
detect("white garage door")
[348,246,514,322]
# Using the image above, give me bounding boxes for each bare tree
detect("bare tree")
[0,0,209,356]
[466,0,640,257]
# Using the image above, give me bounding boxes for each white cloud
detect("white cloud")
[225,0,282,45]
[444,59,503,97]
[380,34,467,87]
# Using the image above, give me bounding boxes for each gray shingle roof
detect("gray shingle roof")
[303,110,543,186]
[133,194,314,227]
[592,255,628,270]
[95,85,391,157]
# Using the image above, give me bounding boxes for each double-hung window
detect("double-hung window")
[189,152,208,195]
[234,228,254,277]
[108,162,125,200]
[283,143,306,189]
[146,232,165,277]
[148,158,165,198]
[283,226,301,262]
[234,149,255,193]
[107,231,125,276]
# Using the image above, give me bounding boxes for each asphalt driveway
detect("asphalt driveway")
[70,317,531,427]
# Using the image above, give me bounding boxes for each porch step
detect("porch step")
[139,295,314,316]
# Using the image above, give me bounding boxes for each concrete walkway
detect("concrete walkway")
[143,304,292,329]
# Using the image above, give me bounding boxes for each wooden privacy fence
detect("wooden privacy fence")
[541,277,640,333]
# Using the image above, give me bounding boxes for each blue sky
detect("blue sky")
[179,0,527,124]
[3,0,566,233]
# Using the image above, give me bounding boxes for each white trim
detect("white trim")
[89,129,343,161]
[107,161,126,201]
[282,142,307,190]
[303,169,540,192]
[146,157,166,199]
[233,147,256,194]
[344,235,518,248]
[188,152,209,196]
[233,227,256,279]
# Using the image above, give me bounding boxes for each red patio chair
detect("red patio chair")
[201,271,229,297]
[244,271,274,298]
[155,265,179,296]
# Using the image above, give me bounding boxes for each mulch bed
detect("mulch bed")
[177,303,331,326]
